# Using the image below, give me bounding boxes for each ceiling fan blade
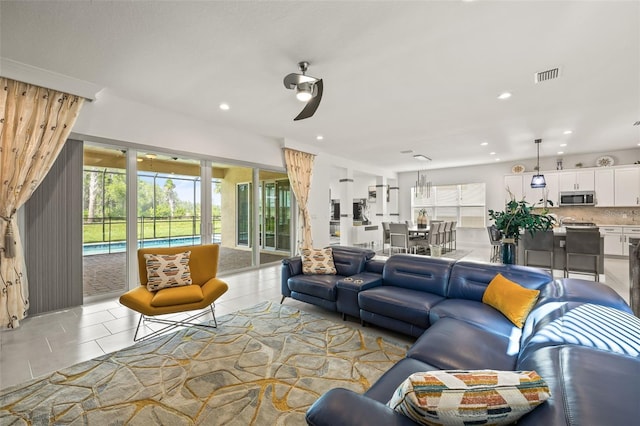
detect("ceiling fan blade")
[294,79,323,121]
[283,73,318,89]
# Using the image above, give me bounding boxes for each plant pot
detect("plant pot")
[501,238,516,265]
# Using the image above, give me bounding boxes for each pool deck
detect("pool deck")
[83,246,288,297]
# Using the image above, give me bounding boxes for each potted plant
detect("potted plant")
[488,192,555,264]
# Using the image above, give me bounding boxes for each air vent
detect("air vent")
[400,150,414,154]
[634,121,640,126]
[535,67,561,83]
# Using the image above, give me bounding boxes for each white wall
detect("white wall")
[73,89,284,168]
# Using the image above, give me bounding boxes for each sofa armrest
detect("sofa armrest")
[336,272,383,292]
[281,257,302,298]
[306,388,416,426]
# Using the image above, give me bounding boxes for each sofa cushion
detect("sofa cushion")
[301,247,337,275]
[382,255,455,297]
[516,345,640,426]
[407,318,520,370]
[520,303,640,361]
[429,299,521,340]
[144,251,193,291]
[359,287,444,329]
[537,278,633,313]
[150,284,204,307]
[287,274,342,301]
[447,260,551,301]
[387,370,550,426]
[482,273,540,328]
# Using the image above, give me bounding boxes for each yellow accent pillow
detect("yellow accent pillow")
[482,273,540,328]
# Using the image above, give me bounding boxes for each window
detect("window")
[411,183,486,228]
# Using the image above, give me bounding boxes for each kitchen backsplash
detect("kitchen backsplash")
[547,207,640,225]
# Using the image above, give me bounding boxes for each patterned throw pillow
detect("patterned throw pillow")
[144,251,193,291]
[387,370,550,426]
[301,247,337,275]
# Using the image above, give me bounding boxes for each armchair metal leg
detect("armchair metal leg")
[132,304,219,342]
[280,295,286,304]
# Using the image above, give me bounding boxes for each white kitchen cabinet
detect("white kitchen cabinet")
[594,168,615,206]
[623,227,640,256]
[558,170,595,192]
[602,226,640,256]
[614,167,640,206]
[602,226,623,255]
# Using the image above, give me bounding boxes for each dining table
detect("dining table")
[408,226,430,238]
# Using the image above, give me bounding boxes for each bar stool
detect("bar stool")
[487,225,502,263]
[522,230,554,273]
[450,221,457,250]
[564,227,601,281]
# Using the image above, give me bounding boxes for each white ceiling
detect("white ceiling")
[1,1,638,172]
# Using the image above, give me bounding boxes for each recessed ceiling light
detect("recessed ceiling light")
[563,130,573,135]
[495,158,501,161]
[480,142,489,146]
[560,143,567,147]
[497,92,512,100]
[557,151,564,155]
[316,135,324,141]
[219,103,230,111]
[137,158,143,162]
[413,154,432,161]
[489,152,496,155]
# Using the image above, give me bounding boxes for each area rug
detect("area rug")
[0,302,410,425]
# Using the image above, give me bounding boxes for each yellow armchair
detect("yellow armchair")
[119,244,228,341]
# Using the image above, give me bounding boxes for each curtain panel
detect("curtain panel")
[283,148,315,252]
[0,77,84,329]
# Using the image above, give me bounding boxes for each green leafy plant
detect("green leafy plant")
[488,192,555,243]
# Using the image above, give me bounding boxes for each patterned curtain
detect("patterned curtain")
[283,148,315,251]
[0,77,84,329]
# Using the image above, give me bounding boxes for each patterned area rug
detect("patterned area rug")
[0,302,410,425]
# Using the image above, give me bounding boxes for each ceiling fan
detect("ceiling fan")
[283,61,323,121]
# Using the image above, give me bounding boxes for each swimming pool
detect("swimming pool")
[84,236,204,255]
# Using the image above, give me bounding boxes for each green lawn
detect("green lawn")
[83,218,221,243]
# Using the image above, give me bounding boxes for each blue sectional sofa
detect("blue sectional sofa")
[281,248,640,426]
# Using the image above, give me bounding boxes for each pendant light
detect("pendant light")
[414,155,432,198]
[531,139,546,188]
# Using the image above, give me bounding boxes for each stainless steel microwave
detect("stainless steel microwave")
[559,191,595,206]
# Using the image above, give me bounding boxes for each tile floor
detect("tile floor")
[0,243,631,390]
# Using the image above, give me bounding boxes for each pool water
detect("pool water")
[84,236,203,255]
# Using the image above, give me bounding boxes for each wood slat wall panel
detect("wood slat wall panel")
[25,139,83,314]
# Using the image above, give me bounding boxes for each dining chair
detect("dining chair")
[421,221,442,256]
[381,222,390,252]
[564,227,601,281]
[487,225,502,263]
[450,221,457,250]
[522,230,554,272]
[389,222,419,255]
[442,221,452,252]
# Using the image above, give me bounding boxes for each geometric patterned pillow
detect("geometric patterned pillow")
[387,370,550,426]
[144,251,193,291]
[301,247,337,275]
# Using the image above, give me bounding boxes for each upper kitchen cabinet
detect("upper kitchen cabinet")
[558,170,595,192]
[594,168,615,206]
[614,167,640,206]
